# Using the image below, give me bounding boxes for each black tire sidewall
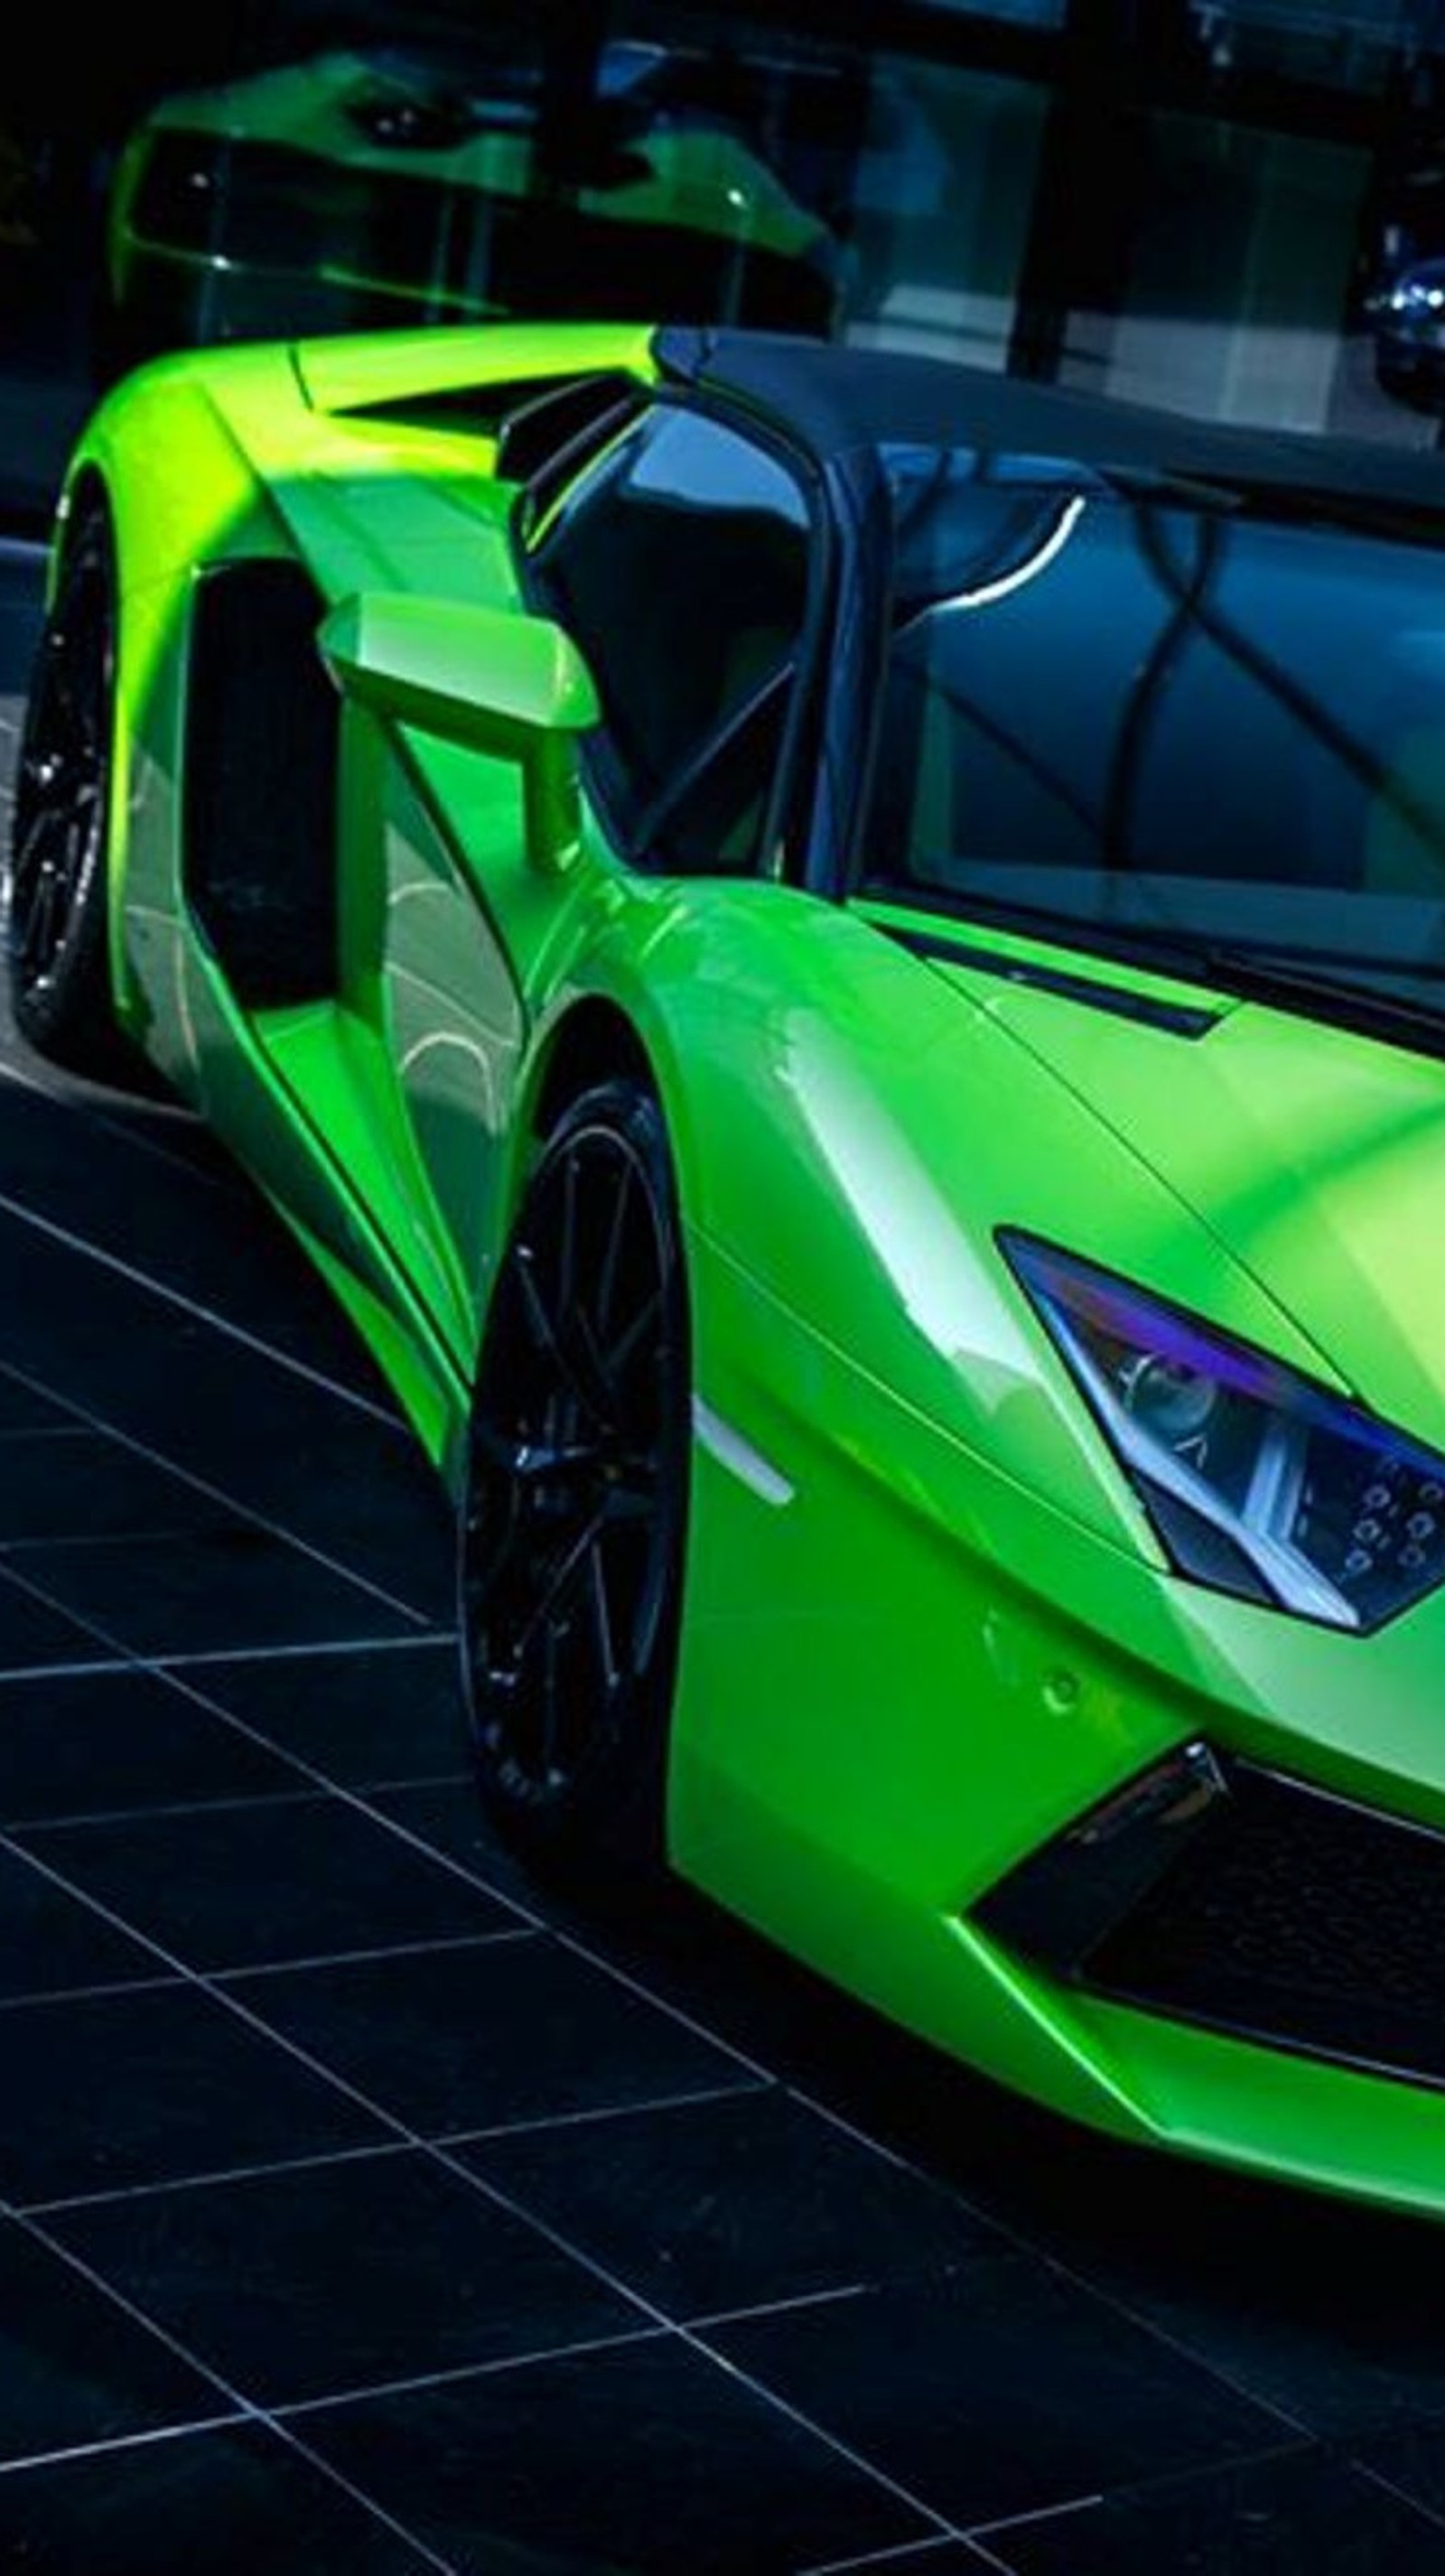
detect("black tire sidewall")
[10,498,124,1072]
[461,1077,691,1879]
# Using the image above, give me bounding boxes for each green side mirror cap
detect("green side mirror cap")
[319,593,600,873]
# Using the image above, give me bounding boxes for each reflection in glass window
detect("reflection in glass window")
[538,407,809,863]
[865,456,1445,1003]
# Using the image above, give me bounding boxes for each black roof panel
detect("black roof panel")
[655,325,1445,515]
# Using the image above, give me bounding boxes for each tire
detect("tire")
[460,1078,691,1880]
[8,496,131,1079]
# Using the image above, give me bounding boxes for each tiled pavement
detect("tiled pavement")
[4,544,1445,2572]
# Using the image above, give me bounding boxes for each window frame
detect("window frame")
[517,388,834,883]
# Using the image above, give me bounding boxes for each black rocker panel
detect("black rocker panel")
[184,561,339,1007]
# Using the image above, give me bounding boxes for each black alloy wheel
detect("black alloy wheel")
[9,498,127,1075]
[461,1078,691,1874]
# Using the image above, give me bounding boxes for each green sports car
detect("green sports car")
[15,320,1445,2217]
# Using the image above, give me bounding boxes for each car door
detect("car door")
[524,397,819,881]
[370,397,823,1362]
[179,396,820,1426]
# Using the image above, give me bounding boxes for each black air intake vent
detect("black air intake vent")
[978,1750,1445,2093]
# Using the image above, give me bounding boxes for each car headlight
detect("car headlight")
[1002,1234,1445,1633]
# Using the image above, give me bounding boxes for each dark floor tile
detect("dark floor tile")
[16,1529,420,1657]
[989,2444,1445,2572]
[0,1844,162,2001]
[0,2421,435,2571]
[0,1072,385,1406]
[462,2086,1000,2321]
[228,1936,752,2138]
[0,1984,387,2203]
[0,1570,107,1674]
[366,1777,508,1868]
[0,1208,447,1619]
[25,1793,522,1973]
[364,1778,549,1911]
[0,1666,302,1826]
[709,2256,1287,2531]
[0,1433,235,1546]
[980,2155,1445,2443]
[0,1368,72,1433]
[0,2216,217,2464]
[167,1412,453,1629]
[302,2333,929,2574]
[1348,2418,1445,2521]
[195,1644,470,1787]
[254,1437,453,1629]
[51,2145,639,2408]
[824,2553,987,2572]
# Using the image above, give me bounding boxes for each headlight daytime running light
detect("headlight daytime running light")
[1002,1233,1445,1634]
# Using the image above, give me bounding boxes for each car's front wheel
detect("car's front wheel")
[460,1078,691,1879]
[8,495,128,1077]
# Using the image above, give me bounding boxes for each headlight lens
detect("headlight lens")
[1003,1234,1445,1633]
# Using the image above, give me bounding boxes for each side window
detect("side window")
[533,405,812,867]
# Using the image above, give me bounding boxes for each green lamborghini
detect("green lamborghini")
[15,320,1445,2217]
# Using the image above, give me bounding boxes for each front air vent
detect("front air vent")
[977,1748,1445,2094]
[183,561,339,1009]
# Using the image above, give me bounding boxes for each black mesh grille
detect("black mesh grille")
[1086,1764,1445,2088]
[975,1751,1445,2092]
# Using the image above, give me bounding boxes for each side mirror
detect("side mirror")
[319,593,601,874]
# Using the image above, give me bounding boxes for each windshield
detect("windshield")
[862,448,1445,1015]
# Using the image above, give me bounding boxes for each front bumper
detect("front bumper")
[978,1744,1445,2099]
[671,1235,1445,2218]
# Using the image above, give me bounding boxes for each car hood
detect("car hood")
[932,957,1445,1455]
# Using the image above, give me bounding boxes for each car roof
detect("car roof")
[655,324,1445,516]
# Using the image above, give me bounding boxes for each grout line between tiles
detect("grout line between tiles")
[0,1635,453,1687]
[0,1971,182,2016]
[683,2282,871,2334]
[444,2076,772,2149]
[1352,2453,1445,2537]
[3,2204,461,2572]
[0,1392,434,1631]
[209,1927,538,1983]
[797,2532,972,2576]
[274,2323,669,2422]
[0,2413,247,2487]
[0,1031,1313,2553]
[154,1633,455,1672]
[963,2489,1105,2544]
[3,1824,958,2551]
[17,2137,420,2219]
[780,2081,1321,2455]
[0,1423,93,1442]
[10,1773,471,1837]
[14,2069,769,2217]
[13,1784,359,1837]
[1,1525,247,1555]
[0,1188,401,1424]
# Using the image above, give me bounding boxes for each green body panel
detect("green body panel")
[66,322,1445,2219]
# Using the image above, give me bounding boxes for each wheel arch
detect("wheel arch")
[55,462,114,556]
[527,996,662,1143]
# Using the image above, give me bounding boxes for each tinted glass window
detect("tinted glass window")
[865,455,1445,1013]
[650,682,792,876]
[537,406,810,862]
